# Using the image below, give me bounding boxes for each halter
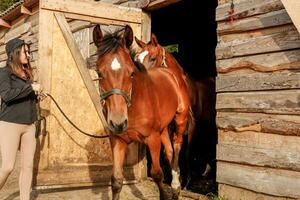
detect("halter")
[100,88,131,107]
[161,47,168,68]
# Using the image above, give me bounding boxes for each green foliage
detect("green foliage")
[163,44,179,54]
[0,0,21,13]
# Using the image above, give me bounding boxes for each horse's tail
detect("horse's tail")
[185,108,195,143]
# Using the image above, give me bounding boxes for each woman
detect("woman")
[0,38,41,200]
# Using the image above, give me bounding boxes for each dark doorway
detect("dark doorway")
[149,0,218,195]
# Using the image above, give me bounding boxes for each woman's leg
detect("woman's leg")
[0,121,23,190]
[19,123,36,200]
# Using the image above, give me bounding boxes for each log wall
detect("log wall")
[216,0,300,199]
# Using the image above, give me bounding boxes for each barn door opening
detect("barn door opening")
[34,0,150,188]
[149,0,218,194]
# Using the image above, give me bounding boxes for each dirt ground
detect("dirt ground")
[0,153,208,200]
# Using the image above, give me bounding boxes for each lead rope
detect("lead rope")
[41,93,110,139]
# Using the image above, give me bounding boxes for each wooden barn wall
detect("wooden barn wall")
[216,0,300,199]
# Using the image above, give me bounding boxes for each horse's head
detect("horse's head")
[93,24,134,134]
[134,34,166,70]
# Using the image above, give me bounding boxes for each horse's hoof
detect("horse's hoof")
[160,184,178,200]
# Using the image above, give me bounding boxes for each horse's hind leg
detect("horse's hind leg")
[110,137,127,200]
[147,133,177,200]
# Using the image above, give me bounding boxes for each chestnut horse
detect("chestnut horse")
[93,25,190,200]
[134,35,215,187]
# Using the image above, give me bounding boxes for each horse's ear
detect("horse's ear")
[123,25,133,48]
[151,34,158,46]
[134,36,146,48]
[93,25,103,48]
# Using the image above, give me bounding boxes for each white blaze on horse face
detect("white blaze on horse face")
[111,57,121,71]
[138,50,149,63]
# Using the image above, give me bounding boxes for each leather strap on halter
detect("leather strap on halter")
[100,88,131,107]
[161,47,168,68]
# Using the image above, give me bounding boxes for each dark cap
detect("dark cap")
[5,38,25,56]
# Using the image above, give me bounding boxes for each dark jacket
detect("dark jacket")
[0,66,37,124]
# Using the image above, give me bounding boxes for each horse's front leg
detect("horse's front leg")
[147,133,178,200]
[171,113,189,191]
[110,136,127,200]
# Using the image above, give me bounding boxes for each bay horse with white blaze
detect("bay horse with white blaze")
[93,24,191,200]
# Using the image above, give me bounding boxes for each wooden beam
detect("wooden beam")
[216,0,283,22]
[21,5,33,16]
[41,0,142,24]
[216,25,300,59]
[146,0,181,11]
[216,49,300,74]
[216,90,300,115]
[217,162,300,198]
[281,0,300,33]
[217,130,300,170]
[216,71,300,92]
[54,12,108,130]
[217,112,300,136]
[0,19,12,28]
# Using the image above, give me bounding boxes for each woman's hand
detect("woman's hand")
[31,83,42,93]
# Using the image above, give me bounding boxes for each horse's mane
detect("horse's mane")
[97,31,124,58]
[96,29,146,72]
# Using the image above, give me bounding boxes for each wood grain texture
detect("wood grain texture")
[217,162,300,198]
[219,184,295,200]
[216,90,300,115]
[216,0,283,22]
[216,70,300,92]
[217,112,300,136]
[218,9,292,35]
[216,25,300,59]
[216,49,300,74]
[41,0,142,24]
[217,130,300,170]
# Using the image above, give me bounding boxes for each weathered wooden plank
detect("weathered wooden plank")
[146,0,180,11]
[73,28,89,59]
[41,0,142,24]
[4,22,32,42]
[218,9,292,35]
[141,11,151,43]
[216,25,300,59]
[68,20,91,33]
[216,0,283,22]
[36,9,53,171]
[217,143,300,171]
[54,12,108,129]
[216,90,300,115]
[217,162,300,198]
[281,0,300,33]
[216,49,300,74]
[219,184,296,200]
[217,112,300,136]
[216,70,300,92]
[218,130,300,152]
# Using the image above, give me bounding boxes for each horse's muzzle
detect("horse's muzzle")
[108,119,128,134]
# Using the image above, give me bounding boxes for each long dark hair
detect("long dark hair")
[6,44,33,80]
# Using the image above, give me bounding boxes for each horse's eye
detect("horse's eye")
[150,56,156,62]
[130,72,135,78]
[97,71,103,79]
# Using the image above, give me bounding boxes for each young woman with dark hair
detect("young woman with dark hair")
[0,38,42,200]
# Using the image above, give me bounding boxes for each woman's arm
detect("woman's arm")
[0,70,34,103]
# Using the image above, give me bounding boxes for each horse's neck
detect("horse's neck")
[162,48,184,74]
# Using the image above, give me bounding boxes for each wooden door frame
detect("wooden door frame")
[36,0,150,188]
